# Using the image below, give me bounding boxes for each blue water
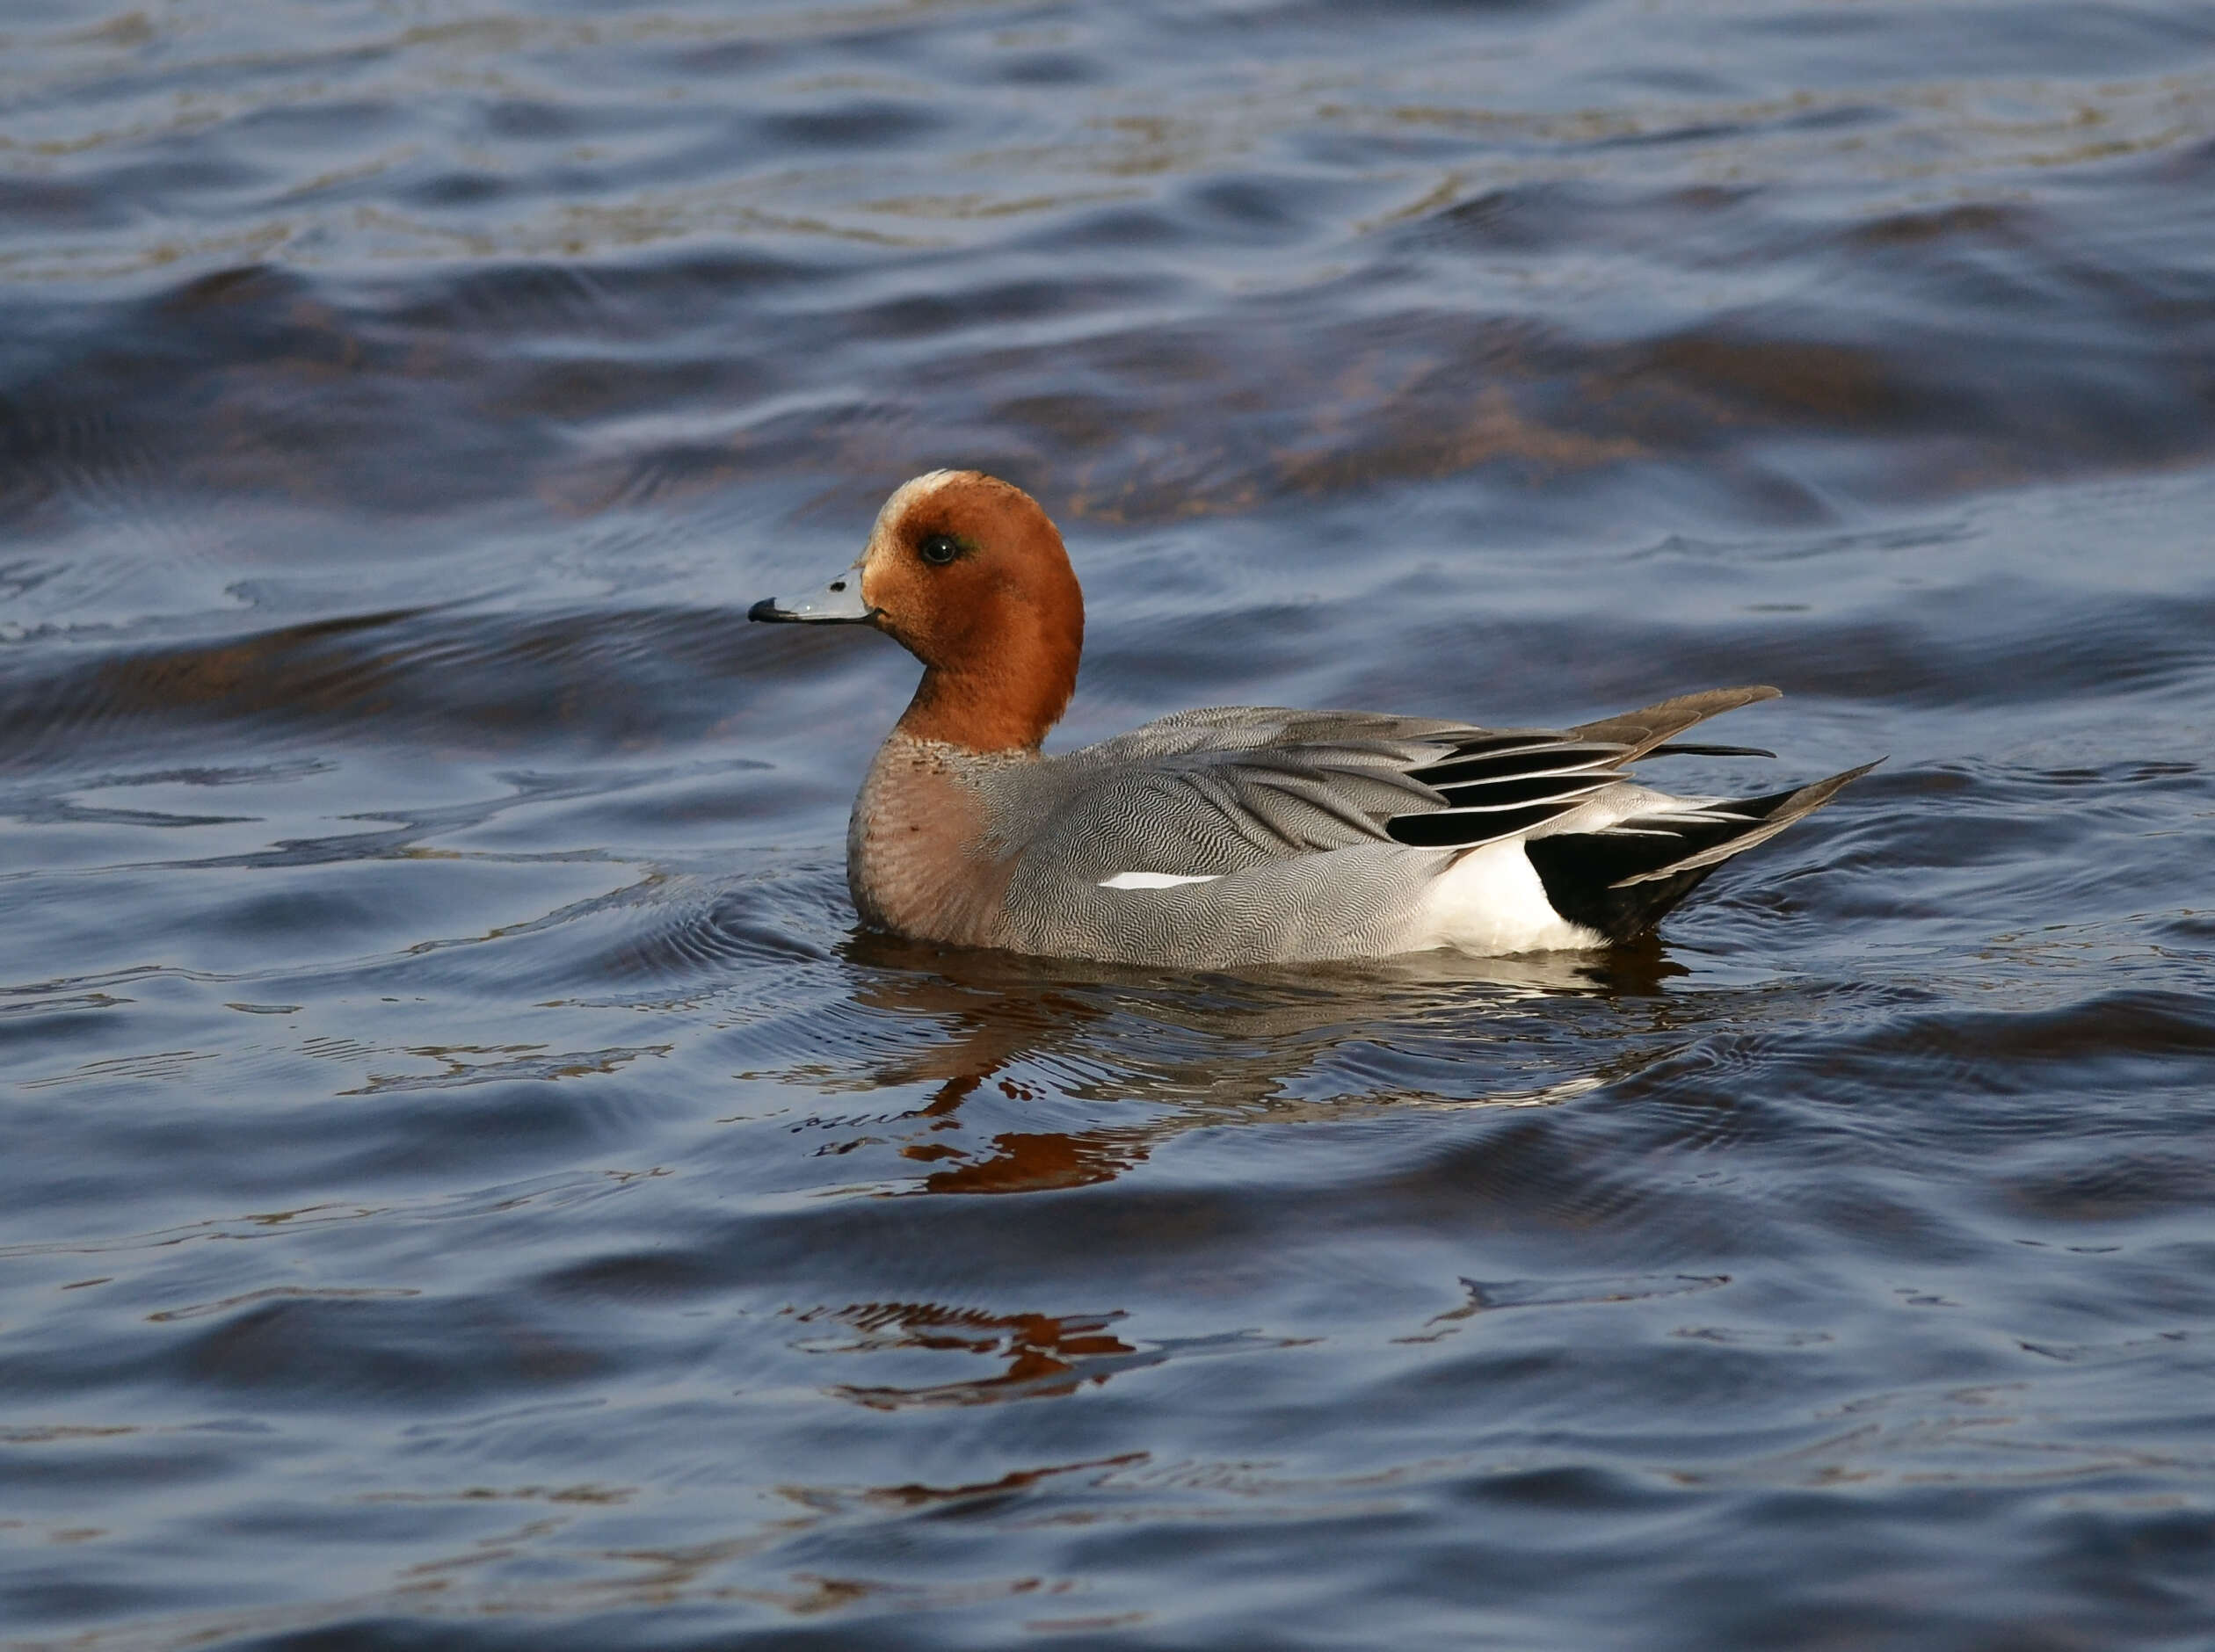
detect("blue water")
[4,3,2215,1647]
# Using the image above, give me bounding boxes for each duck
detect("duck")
[751,470,1874,967]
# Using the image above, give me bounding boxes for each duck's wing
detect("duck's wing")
[1384,685,1785,850]
[1022,687,1785,878]
[1009,711,1436,881]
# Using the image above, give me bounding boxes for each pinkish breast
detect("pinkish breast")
[846,735,1020,948]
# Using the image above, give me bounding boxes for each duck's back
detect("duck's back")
[969,707,1492,965]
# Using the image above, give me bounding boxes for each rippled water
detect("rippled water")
[4,2,2215,1647]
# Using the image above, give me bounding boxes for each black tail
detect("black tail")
[1522,761,1879,944]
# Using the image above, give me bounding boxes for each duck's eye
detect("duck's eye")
[917,533,962,568]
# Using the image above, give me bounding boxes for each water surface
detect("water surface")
[4,2,2215,1647]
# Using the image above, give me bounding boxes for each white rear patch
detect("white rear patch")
[1416,839,1602,954]
[1098,871,1225,891]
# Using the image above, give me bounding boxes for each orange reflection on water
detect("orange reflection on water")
[789,1299,1145,1409]
[905,1125,1149,1196]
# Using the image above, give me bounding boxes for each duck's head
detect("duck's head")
[750,470,1084,754]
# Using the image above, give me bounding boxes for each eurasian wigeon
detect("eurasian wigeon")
[752,470,1875,966]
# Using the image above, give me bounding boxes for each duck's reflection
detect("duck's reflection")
[784,1293,1299,1411]
[756,945,1696,1420]
[788,1300,1145,1409]
[779,930,1690,1199]
[904,1119,1146,1196]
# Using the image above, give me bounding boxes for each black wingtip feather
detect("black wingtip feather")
[1385,801,1571,848]
[1643,742,1777,760]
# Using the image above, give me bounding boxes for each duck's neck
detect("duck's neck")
[893,640,1078,755]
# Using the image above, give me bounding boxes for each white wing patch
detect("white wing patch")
[1098,871,1226,891]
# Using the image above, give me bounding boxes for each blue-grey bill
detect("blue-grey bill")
[749,568,875,624]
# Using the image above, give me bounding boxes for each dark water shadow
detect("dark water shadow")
[732,929,1700,1198]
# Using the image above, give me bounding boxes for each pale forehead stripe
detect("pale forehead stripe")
[873,467,965,533]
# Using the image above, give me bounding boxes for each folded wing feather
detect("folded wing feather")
[1026,690,1794,883]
